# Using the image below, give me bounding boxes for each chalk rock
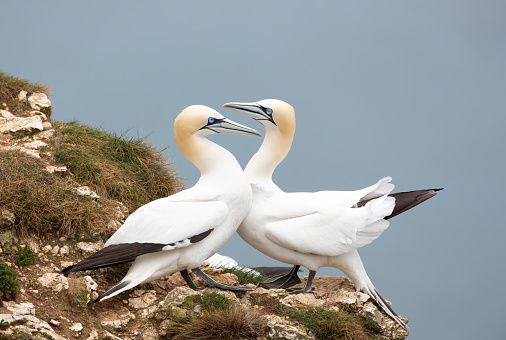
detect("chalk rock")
[76,241,103,253]
[28,92,51,110]
[0,145,41,158]
[26,238,40,253]
[0,229,18,249]
[83,275,98,292]
[281,292,324,308]
[37,272,69,292]
[73,186,99,199]
[264,314,315,340]
[23,140,48,149]
[33,128,55,140]
[99,306,135,328]
[0,114,43,133]
[70,322,83,332]
[46,165,68,173]
[0,109,13,118]
[0,209,15,228]
[50,245,60,255]
[86,329,99,340]
[3,301,35,315]
[128,290,158,309]
[59,245,70,255]
[18,90,28,101]
[0,313,66,340]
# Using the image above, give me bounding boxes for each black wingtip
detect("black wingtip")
[59,266,74,277]
[385,188,442,220]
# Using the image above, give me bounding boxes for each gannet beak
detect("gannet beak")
[203,117,261,137]
[223,102,276,126]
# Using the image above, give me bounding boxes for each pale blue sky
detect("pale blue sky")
[2,1,505,338]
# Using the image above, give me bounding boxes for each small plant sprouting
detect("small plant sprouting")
[14,245,36,268]
[0,261,20,300]
[219,266,267,285]
[0,319,8,327]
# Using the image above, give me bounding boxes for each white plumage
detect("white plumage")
[223,99,407,327]
[62,105,260,300]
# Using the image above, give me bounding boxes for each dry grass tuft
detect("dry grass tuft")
[51,121,184,213]
[282,306,370,340]
[0,70,51,118]
[0,150,114,238]
[167,306,267,340]
[250,294,281,315]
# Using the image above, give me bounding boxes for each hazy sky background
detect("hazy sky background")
[2,1,505,339]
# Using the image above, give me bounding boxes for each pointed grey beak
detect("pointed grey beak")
[202,117,261,137]
[223,102,276,126]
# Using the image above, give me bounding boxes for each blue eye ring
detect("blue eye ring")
[265,108,273,115]
[208,117,216,124]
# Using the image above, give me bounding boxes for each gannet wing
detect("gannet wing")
[61,199,227,275]
[265,195,394,257]
[106,199,227,246]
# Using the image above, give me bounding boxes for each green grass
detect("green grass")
[11,130,35,140]
[220,267,267,285]
[281,306,370,340]
[199,292,234,312]
[51,121,183,213]
[0,70,51,118]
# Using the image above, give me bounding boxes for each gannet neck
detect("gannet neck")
[244,123,294,183]
[176,130,241,176]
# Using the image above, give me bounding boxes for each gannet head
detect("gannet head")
[174,105,261,173]
[175,105,261,140]
[223,100,295,179]
[222,99,295,135]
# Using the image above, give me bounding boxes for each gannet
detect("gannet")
[223,99,441,327]
[61,105,261,301]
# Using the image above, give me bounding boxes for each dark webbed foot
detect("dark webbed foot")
[286,270,316,294]
[257,265,301,289]
[191,267,254,292]
[180,269,204,291]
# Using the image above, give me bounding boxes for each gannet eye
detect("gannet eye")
[208,117,216,124]
[265,108,273,115]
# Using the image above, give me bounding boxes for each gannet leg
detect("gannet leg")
[286,270,316,294]
[257,265,301,289]
[191,268,254,291]
[180,269,204,291]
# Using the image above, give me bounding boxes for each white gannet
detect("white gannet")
[223,99,442,327]
[61,105,261,301]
